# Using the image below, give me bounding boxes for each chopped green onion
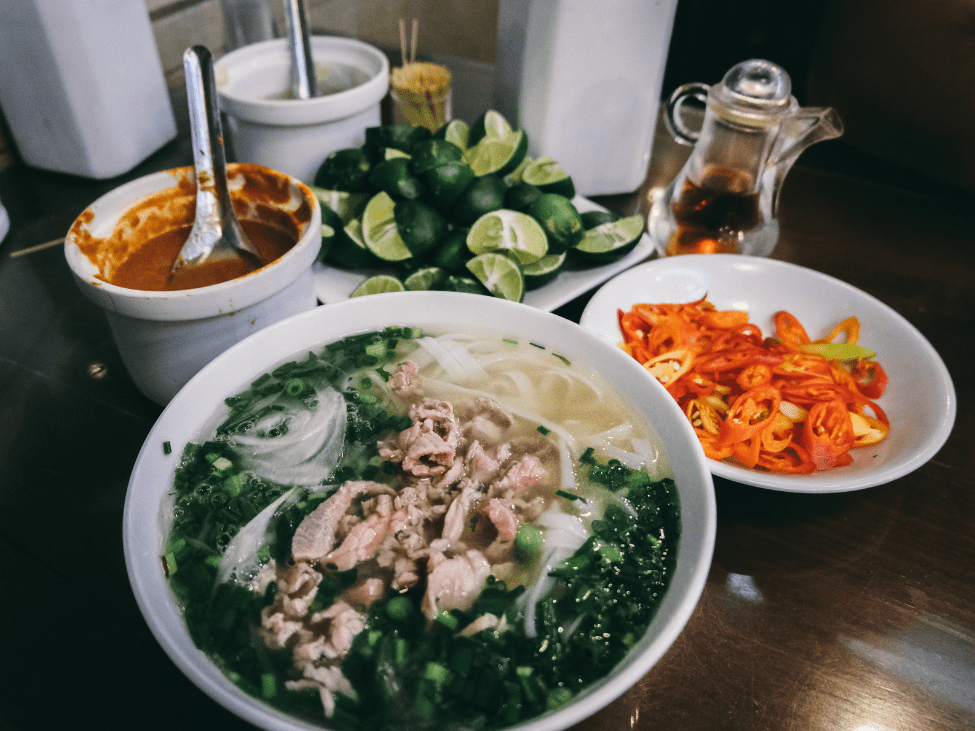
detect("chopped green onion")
[223,474,244,497]
[536,424,551,435]
[386,595,413,621]
[552,353,571,366]
[503,337,518,345]
[436,611,459,630]
[556,489,586,503]
[211,456,233,472]
[162,440,172,455]
[261,672,277,699]
[515,524,543,561]
[529,342,545,349]
[285,378,306,397]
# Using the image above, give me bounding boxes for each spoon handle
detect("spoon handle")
[184,45,227,236]
[284,0,317,99]
[181,45,258,265]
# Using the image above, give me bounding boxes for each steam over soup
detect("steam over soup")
[163,327,681,729]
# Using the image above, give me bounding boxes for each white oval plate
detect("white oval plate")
[579,255,957,492]
[313,196,653,311]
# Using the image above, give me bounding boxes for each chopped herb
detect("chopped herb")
[163,440,172,455]
[552,353,571,366]
[529,342,545,349]
[536,424,551,435]
[503,337,518,345]
[556,489,586,502]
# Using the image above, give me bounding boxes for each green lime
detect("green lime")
[580,210,619,229]
[439,275,489,295]
[573,214,645,264]
[504,182,543,212]
[527,193,584,254]
[467,209,548,265]
[404,266,448,291]
[451,173,507,226]
[463,130,528,176]
[309,185,368,223]
[323,219,380,269]
[522,156,576,198]
[362,192,413,262]
[468,110,513,147]
[314,147,372,192]
[522,250,567,290]
[428,230,472,273]
[365,123,432,153]
[466,252,525,302]
[367,157,426,201]
[422,161,476,208]
[503,155,532,186]
[316,204,344,263]
[393,199,447,257]
[434,119,471,151]
[350,274,406,297]
[409,139,464,175]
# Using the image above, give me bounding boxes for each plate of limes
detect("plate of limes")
[310,112,652,310]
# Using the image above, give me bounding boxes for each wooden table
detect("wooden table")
[1,113,972,731]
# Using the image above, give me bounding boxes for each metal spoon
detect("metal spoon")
[283,0,317,99]
[171,45,261,277]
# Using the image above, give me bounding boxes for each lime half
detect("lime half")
[463,130,528,177]
[350,274,406,297]
[467,209,549,265]
[522,251,567,290]
[466,252,525,302]
[573,214,645,264]
[362,192,412,262]
[468,110,513,147]
[435,119,471,150]
[522,156,576,198]
[309,185,368,223]
[404,266,447,291]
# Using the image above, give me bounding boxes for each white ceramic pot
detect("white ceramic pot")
[64,163,322,405]
[215,36,390,183]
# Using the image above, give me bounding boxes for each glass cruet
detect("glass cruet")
[648,58,843,257]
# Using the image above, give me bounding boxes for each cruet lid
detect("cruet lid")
[709,59,795,126]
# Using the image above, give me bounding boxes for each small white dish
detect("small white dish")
[313,196,654,311]
[215,36,390,183]
[579,254,957,492]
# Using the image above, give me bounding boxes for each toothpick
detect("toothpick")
[399,18,408,67]
[8,237,65,258]
[411,18,418,64]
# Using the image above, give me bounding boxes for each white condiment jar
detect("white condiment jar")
[494,0,678,197]
[0,0,177,179]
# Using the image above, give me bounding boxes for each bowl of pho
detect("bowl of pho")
[124,291,716,731]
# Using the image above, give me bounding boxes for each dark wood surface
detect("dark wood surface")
[1,111,972,731]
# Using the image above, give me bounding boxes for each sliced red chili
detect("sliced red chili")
[774,311,812,348]
[719,385,781,444]
[852,360,888,399]
[801,399,855,470]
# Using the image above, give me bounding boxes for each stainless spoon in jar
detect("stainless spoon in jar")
[170,45,261,278]
[284,0,317,99]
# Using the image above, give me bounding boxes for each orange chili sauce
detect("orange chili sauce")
[70,164,313,293]
[110,220,296,291]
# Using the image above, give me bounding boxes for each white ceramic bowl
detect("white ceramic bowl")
[215,36,390,183]
[65,163,322,405]
[124,292,717,731]
[580,255,957,492]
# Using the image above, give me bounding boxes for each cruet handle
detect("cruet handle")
[663,82,710,146]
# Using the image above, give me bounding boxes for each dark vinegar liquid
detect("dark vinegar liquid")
[666,166,762,256]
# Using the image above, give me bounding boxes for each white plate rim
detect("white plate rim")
[579,254,957,493]
[312,196,653,311]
